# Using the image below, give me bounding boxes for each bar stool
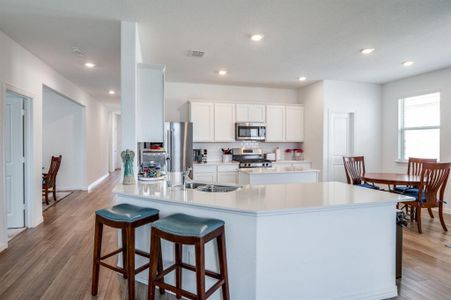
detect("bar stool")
[91,203,163,299]
[148,213,230,300]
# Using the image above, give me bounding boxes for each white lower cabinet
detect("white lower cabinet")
[193,172,217,183]
[217,172,238,184]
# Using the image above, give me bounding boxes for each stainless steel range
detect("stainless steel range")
[232,148,272,168]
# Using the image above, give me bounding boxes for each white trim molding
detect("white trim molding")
[87,173,109,191]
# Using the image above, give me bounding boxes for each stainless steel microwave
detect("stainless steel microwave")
[235,122,266,141]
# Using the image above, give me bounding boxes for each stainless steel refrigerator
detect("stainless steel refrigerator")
[164,122,193,177]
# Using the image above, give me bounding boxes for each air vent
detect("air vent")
[72,47,85,57]
[187,50,205,58]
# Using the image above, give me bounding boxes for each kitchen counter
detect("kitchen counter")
[193,160,312,166]
[238,166,320,184]
[114,181,408,215]
[114,180,411,299]
[239,165,320,175]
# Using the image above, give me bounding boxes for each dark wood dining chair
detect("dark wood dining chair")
[402,162,450,233]
[42,155,62,205]
[394,157,437,218]
[343,156,379,190]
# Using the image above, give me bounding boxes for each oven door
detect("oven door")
[235,123,266,141]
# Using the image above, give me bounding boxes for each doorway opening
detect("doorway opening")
[4,89,31,240]
[328,112,355,182]
[42,86,85,210]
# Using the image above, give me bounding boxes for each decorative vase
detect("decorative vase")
[121,149,136,185]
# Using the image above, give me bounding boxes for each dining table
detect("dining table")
[362,172,422,191]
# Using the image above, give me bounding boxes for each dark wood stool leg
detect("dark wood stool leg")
[158,241,165,295]
[217,230,230,300]
[175,243,182,299]
[126,225,136,299]
[195,241,206,300]
[122,228,128,279]
[427,207,434,218]
[91,218,103,296]
[148,231,160,300]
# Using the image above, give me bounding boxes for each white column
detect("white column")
[120,22,142,171]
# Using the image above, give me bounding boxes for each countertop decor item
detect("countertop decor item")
[121,149,136,185]
[222,148,233,163]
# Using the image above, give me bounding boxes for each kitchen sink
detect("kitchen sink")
[184,182,207,189]
[196,184,240,193]
[184,182,240,192]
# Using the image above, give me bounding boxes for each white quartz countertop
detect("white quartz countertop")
[193,160,312,166]
[239,166,320,175]
[114,181,413,216]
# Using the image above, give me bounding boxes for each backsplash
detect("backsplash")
[193,142,303,162]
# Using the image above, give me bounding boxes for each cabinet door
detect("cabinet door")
[285,105,304,142]
[193,172,217,183]
[214,103,235,142]
[248,104,266,122]
[190,102,214,142]
[236,104,249,122]
[217,172,238,184]
[266,105,286,142]
[236,104,266,122]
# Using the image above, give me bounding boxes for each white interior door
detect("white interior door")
[5,92,25,228]
[328,112,353,182]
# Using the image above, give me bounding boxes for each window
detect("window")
[398,92,440,161]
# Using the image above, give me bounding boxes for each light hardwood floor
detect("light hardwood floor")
[0,172,450,300]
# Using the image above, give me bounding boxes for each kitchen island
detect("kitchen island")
[114,181,412,300]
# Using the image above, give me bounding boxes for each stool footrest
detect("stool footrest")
[156,264,177,280]
[100,248,123,260]
[180,262,222,280]
[155,281,198,300]
[99,261,126,274]
[135,249,150,258]
[206,279,225,298]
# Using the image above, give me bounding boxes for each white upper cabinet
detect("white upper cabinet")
[214,103,236,142]
[137,64,165,142]
[190,102,214,142]
[236,104,266,122]
[285,105,304,142]
[266,105,286,142]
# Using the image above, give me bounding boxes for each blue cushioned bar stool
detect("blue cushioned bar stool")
[91,203,163,299]
[148,213,230,300]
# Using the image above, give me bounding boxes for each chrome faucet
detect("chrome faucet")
[181,167,192,189]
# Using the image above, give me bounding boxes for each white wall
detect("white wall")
[324,81,382,179]
[165,81,299,122]
[299,80,382,181]
[382,67,451,213]
[0,29,111,250]
[43,88,85,190]
[298,82,325,173]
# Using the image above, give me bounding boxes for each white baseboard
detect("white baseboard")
[58,186,83,191]
[87,173,109,191]
[0,243,7,253]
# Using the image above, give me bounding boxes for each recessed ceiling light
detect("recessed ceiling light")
[108,90,115,95]
[84,62,96,68]
[360,48,375,55]
[250,34,264,42]
[218,70,227,76]
[402,60,414,67]
[298,76,307,81]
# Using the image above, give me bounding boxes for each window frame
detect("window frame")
[397,92,440,162]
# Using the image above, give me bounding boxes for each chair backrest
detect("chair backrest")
[343,156,366,185]
[418,162,450,206]
[407,157,437,176]
[47,155,62,187]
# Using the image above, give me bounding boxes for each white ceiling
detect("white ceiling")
[1,0,451,107]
